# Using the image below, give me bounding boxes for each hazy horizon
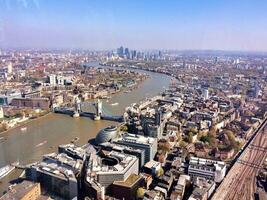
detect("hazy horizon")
[1,0,267,51]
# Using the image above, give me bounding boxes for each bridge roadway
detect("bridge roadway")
[211,118,267,200]
[54,108,124,122]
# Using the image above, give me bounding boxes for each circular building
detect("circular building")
[95,125,118,144]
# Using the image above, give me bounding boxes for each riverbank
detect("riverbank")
[0,112,52,136]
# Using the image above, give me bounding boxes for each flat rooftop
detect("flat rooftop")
[118,133,156,145]
[113,174,141,187]
[0,181,40,200]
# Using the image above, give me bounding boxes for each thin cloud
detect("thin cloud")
[18,0,28,8]
[33,0,40,9]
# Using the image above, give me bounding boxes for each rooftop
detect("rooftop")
[113,174,142,187]
[118,133,156,145]
[88,150,138,175]
[0,181,40,200]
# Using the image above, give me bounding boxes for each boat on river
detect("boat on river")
[20,127,27,132]
[35,140,47,148]
[100,96,111,99]
[110,102,119,106]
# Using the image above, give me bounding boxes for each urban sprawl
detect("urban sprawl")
[0,47,267,200]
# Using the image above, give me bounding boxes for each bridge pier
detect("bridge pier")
[94,115,101,120]
[73,96,81,117]
[73,111,80,118]
[94,99,102,120]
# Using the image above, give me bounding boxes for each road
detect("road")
[212,119,267,200]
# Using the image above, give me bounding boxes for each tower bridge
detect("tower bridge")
[54,97,124,122]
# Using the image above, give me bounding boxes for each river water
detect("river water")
[0,62,171,194]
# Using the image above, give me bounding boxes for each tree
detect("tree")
[156,167,164,177]
[207,126,217,147]
[118,125,128,132]
[189,128,198,134]
[179,140,188,148]
[197,130,207,140]
[200,135,209,143]
[188,132,193,143]
[158,142,171,152]
[136,188,145,199]
[176,134,182,142]
[225,130,240,151]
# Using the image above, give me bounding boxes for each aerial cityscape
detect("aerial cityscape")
[0,0,267,200]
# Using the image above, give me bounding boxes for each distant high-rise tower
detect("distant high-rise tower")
[158,51,162,58]
[133,50,137,59]
[183,61,186,68]
[117,46,124,57]
[125,48,130,59]
[214,57,218,64]
[203,88,209,100]
[7,62,12,74]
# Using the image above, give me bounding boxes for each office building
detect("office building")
[188,177,215,200]
[11,98,50,109]
[7,62,12,74]
[95,126,118,144]
[26,153,81,199]
[117,46,124,57]
[87,151,139,189]
[49,74,57,85]
[99,142,145,168]
[188,157,226,183]
[114,133,157,163]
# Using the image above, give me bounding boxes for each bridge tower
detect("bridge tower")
[94,99,102,120]
[73,96,81,117]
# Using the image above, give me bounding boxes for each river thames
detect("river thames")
[0,63,171,194]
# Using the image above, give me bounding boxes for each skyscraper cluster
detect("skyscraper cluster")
[113,46,163,61]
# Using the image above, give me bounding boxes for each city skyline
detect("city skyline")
[0,0,267,51]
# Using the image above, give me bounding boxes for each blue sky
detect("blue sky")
[0,0,267,51]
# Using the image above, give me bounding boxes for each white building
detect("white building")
[49,74,57,85]
[57,75,65,85]
[7,62,12,74]
[0,107,4,118]
[188,157,226,183]
[202,88,209,100]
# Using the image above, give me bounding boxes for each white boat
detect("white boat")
[110,102,119,106]
[35,140,47,148]
[0,161,19,179]
[20,127,27,132]
[101,96,111,99]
